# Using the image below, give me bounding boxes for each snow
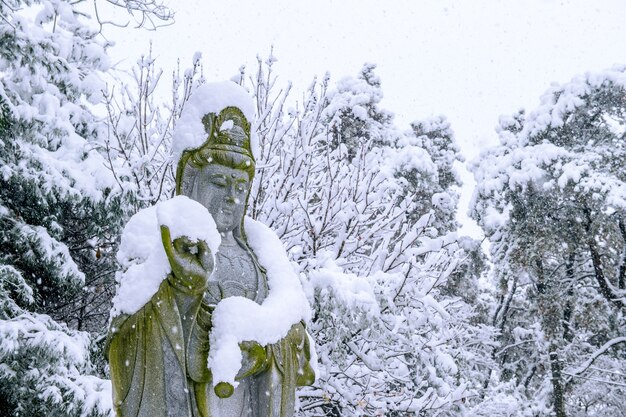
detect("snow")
[111,196,220,317]
[220,119,234,131]
[207,217,313,387]
[172,81,256,165]
[24,223,84,286]
[0,1,115,202]
[472,67,626,238]
[193,51,202,64]
[307,255,379,316]
[0,313,89,364]
[322,65,385,125]
[381,143,437,180]
[482,205,511,231]
[521,68,626,144]
[568,337,626,376]
[156,196,220,252]
[467,65,626,417]
[0,265,34,306]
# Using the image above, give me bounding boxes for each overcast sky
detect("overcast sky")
[104,0,626,236]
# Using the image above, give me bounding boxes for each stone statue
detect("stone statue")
[107,102,315,417]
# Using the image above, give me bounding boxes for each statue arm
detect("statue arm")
[161,224,214,357]
[188,302,271,385]
[106,226,216,415]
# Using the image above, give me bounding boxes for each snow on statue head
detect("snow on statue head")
[173,82,257,236]
[172,81,256,163]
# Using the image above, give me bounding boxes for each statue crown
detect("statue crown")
[199,106,254,161]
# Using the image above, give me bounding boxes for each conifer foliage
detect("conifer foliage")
[0,1,125,415]
[471,67,626,416]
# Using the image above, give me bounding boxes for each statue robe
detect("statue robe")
[107,272,314,417]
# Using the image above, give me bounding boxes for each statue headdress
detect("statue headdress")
[175,106,255,196]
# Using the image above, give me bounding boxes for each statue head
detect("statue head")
[176,106,255,235]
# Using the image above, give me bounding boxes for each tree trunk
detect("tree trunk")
[562,252,575,342]
[536,258,567,417]
[549,349,567,417]
[618,219,626,290]
[584,208,625,309]
[587,235,625,309]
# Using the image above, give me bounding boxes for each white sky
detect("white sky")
[103,0,626,237]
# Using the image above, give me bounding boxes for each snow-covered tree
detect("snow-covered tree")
[100,48,204,210]
[0,0,131,414]
[408,116,463,233]
[471,67,626,416]
[246,59,493,416]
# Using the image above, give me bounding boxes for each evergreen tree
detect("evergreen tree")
[408,116,463,233]
[0,0,128,414]
[471,67,626,416]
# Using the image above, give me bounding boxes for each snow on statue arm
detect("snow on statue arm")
[208,217,315,393]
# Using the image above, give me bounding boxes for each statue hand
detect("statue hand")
[160,225,214,293]
[236,341,268,380]
[214,341,267,399]
[289,322,316,386]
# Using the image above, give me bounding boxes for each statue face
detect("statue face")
[191,164,250,233]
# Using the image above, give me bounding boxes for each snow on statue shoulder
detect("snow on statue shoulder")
[107,81,315,417]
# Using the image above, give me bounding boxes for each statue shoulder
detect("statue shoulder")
[242,216,289,266]
[243,216,281,242]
